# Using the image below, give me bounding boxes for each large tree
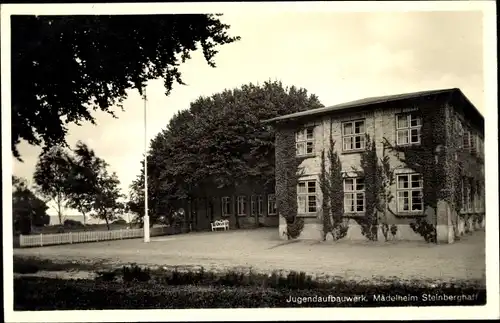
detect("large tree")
[33,146,73,224]
[11,14,240,160]
[92,168,124,231]
[13,176,50,234]
[65,141,105,226]
[129,80,323,226]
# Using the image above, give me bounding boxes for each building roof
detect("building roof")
[263,87,478,123]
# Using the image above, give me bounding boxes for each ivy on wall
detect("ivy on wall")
[382,100,484,242]
[275,126,304,239]
[382,102,447,242]
[319,125,347,241]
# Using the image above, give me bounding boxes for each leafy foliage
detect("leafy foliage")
[12,176,50,234]
[11,14,240,159]
[33,142,124,229]
[33,146,73,225]
[351,136,380,241]
[65,141,105,225]
[319,133,347,241]
[15,272,486,309]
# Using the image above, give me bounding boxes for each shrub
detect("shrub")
[96,270,118,282]
[112,218,127,225]
[64,219,84,228]
[122,264,151,282]
[14,276,486,310]
[13,262,39,274]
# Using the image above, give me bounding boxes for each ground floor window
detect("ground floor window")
[237,196,247,216]
[221,196,231,216]
[267,194,277,215]
[344,177,365,213]
[297,180,317,214]
[257,195,264,216]
[396,173,423,212]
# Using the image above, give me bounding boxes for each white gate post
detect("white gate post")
[70,232,73,244]
[40,233,43,247]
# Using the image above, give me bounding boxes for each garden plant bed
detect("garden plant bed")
[13,257,486,309]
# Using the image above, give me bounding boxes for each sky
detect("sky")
[10,9,487,216]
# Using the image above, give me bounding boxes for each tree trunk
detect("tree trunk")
[104,214,110,230]
[57,195,63,225]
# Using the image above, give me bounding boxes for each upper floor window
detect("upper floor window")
[344,177,365,213]
[221,196,232,216]
[297,180,317,214]
[342,120,365,152]
[267,194,277,216]
[463,130,471,150]
[470,133,478,156]
[396,113,422,146]
[296,127,315,156]
[237,196,247,216]
[396,173,423,212]
[455,119,464,148]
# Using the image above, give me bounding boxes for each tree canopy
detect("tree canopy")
[33,141,124,229]
[12,176,50,234]
[11,14,240,160]
[129,80,323,222]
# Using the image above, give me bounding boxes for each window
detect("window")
[296,127,315,156]
[297,180,317,213]
[250,195,256,216]
[344,177,365,213]
[257,195,264,216]
[396,113,422,145]
[267,194,277,215]
[237,196,247,216]
[463,130,471,150]
[342,120,365,151]
[456,119,464,148]
[396,174,423,212]
[221,196,231,216]
[470,133,477,155]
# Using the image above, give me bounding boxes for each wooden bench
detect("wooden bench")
[211,219,229,231]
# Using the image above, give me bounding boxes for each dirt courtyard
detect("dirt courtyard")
[13,228,486,283]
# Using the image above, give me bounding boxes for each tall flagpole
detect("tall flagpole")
[143,87,150,243]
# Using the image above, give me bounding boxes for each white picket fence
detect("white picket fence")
[19,226,171,248]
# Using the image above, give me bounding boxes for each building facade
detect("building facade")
[265,88,485,243]
[180,183,279,231]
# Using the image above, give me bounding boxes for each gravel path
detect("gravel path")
[14,228,486,283]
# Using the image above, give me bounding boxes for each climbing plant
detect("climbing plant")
[382,102,446,242]
[378,145,397,241]
[351,135,379,241]
[319,122,347,241]
[382,100,484,242]
[275,126,304,239]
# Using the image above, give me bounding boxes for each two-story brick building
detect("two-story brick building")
[264,88,485,243]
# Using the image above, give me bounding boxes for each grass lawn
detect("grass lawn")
[13,228,486,284]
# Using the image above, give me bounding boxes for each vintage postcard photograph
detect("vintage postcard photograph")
[1,1,498,321]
